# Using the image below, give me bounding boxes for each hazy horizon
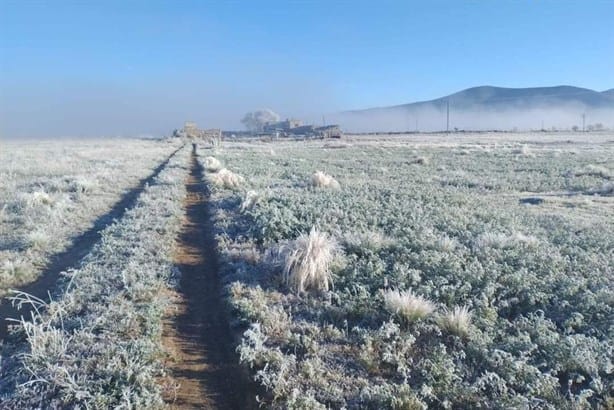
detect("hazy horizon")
[1,1,613,138]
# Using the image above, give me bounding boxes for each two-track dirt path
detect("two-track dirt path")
[161,146,255,409]
[0,145,183,341]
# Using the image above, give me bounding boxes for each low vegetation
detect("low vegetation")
[1,134,611,409]
[202,135,613,409]
[0,144,190,408]
[0,139,180,297]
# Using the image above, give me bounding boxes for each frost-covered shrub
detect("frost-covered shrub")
[573,164,612,179]
[514,144,534,157]
[410,156,429,165]
[24,190,54,207]
[588,181,614,196]
[25,228,52,250]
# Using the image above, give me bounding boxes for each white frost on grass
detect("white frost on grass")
[204,156,222,172]
[283,228,340,294]
[0,139,181,297]
[208,168,244,189]
[383,289,435,323]
[438,305,472,337]
[0,144,191,408]
[311,171,340,189]
[240,190,262,212]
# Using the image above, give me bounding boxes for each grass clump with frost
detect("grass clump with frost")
[310,171,340,189]
[437,305,472,337]
[283,228,339,294]
[204,156,222,172]
[383,289,436,322]
[208,168,244,189]
[240,190,262,212]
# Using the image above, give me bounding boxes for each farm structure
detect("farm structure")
[173,121,222,145]
[263,118,343,138]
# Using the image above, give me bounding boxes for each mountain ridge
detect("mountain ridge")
[332,85,614,132]
[346,85,614,114]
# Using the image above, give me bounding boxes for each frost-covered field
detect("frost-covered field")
[0,139,181,296]
[0,144,190,408]
[204,133,613,409]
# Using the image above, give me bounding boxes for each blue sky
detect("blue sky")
[1,0,613,137]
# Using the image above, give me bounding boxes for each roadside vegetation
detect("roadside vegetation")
[0,144,190,408]
[202,135,613,409]
[0,139,181,296]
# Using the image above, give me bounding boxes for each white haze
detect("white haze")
[328,104,614,133]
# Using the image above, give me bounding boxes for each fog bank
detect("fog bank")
[329,104,614,133]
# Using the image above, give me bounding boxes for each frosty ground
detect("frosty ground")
[0,133,612,409]
[205,132,613,409]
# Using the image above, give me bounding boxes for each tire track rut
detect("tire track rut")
[0,145,184,341]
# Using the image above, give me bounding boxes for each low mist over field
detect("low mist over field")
[330,86,614,132]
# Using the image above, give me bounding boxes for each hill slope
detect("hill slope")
[332,85,614,132]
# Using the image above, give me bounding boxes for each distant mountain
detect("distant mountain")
[331,86,614,132]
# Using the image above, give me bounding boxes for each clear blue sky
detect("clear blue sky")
[1,0,613,137]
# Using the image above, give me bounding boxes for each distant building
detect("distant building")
[173,121,222,144]
[262,118,342,138]
[314,125,342,138]
[263,118,303,133]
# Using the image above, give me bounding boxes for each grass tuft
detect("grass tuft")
[311,171,340,189]
[383,289,435,322]
[438,305,472,337]
[283,228,339,294]
[204,156,222,172]
[240,190,262,212]
[208,168,244,189]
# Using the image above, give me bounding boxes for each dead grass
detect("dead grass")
[204,156,222,172]
[437,305,472,337]
[283,228,340,294]
[383,289,435,322]
[311,171,340,189]
[208,168,244,189]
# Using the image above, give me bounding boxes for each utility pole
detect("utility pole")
[582,113,586,132]
[446,99,450,133]
[322,115,326,127]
